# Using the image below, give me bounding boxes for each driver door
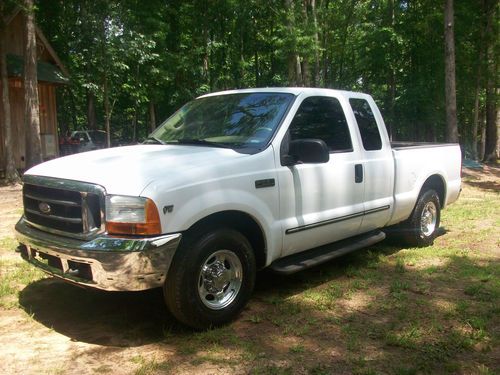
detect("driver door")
[277,95,365,257]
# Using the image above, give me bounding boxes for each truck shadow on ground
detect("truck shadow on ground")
[17,233,442,348]
[18,279,174,347]
[16,227,498,374]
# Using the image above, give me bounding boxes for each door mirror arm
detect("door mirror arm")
[281,154,297,166]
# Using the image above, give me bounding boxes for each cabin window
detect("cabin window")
[349,98,382,151]
[289,96,353,153]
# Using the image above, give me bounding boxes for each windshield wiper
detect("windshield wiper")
[175,138,231,148]
[143,136,165,145]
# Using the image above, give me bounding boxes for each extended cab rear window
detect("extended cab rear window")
[289,96,353,153]
[349,98,382,151]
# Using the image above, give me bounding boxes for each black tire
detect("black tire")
[164,228,256,329]
[401,189,441,247]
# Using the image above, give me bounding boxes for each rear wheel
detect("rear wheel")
[402,189,441,247]
[164,228,256,329]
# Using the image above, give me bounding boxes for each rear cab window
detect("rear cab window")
[349,98,382,151]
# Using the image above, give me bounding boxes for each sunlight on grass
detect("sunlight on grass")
[0,237,18,255]
[131,355,172,375]
[0,173,498,375]
[0,258,45,308]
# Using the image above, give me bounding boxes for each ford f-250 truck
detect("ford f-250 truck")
[15,88,461,329]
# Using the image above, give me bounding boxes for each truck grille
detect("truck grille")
[22,176,105,238]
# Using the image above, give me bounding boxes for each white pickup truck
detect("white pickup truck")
[16,88,461,329]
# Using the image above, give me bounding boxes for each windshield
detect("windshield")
[150,92,295,152]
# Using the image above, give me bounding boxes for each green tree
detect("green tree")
[24,0,42,168]
[33,0,498,153]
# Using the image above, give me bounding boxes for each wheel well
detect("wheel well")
[420,175,446,208]
[185,211,267,269]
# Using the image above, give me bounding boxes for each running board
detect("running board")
[270,230,386,275]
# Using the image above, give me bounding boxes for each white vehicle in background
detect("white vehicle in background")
[16,88,461,329]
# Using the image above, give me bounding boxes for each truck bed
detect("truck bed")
[388,142,462,226]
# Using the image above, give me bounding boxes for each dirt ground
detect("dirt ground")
[0,166,498,375]
[0,182,22,240]
[461,163,500,191]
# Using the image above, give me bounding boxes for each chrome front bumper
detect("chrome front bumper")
[15,217,182,291]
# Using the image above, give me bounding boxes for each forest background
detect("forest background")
[3,0,500,164]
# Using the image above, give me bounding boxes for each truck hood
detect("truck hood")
[25,145,247,196]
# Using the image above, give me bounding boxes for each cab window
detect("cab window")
[289,96,353,153]
[349,98,382,151]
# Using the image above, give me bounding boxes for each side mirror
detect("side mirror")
[283,139,330,166]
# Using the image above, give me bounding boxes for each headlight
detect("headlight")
[105,195,161,235]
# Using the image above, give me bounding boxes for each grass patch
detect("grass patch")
[385,325,423,349]
[131,355,172,375]
[0,237,18,253]
[0,259,45,308]
[93,365,112,374]
[288,344,305,353]
[0,171,499,375]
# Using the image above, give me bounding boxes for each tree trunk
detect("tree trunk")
[202,14,210,88]
[385,0,396,141]
[479,108,486,160]
[67,88,78,131]
[484,80,498,162]
[131,107,137,143]
[295,55,303,86]
[471,66,482,160]
[483,0,498,162]
[254,50,259,86]
[0,3,20,182]
[100,13,111,149]
[310,0,320,86]
[321,21,329,87]
[300,1,310,86]
[444,0,459,143]
[24,0,42,169]
[301,59,310,86]
[103,76,111,148]
[470,1,486,160]
[149,101,156,133]
[337,0,356,87]
[285,0,300,86]
[288,54,297,86]
[86,90,97,130]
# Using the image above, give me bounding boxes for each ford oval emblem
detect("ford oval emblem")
[39,202,51,214]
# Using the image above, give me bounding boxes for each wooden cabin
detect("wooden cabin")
[0,7,69,171]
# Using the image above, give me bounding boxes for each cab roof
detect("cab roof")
[198,87,369,99]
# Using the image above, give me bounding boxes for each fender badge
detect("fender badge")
[163,205,174,214]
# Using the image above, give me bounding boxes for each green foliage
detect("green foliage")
[34,0,494,150]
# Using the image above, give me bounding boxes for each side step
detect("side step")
[270,230,386,275]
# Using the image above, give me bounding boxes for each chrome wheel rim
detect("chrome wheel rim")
[198,250,243,310]
[420,201,437,237]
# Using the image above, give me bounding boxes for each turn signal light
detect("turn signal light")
[106,197,162,236]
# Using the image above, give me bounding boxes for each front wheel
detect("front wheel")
[164,228,256,329]
[402,189,441,247]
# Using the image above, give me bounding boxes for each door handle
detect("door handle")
[355,164,363,183]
